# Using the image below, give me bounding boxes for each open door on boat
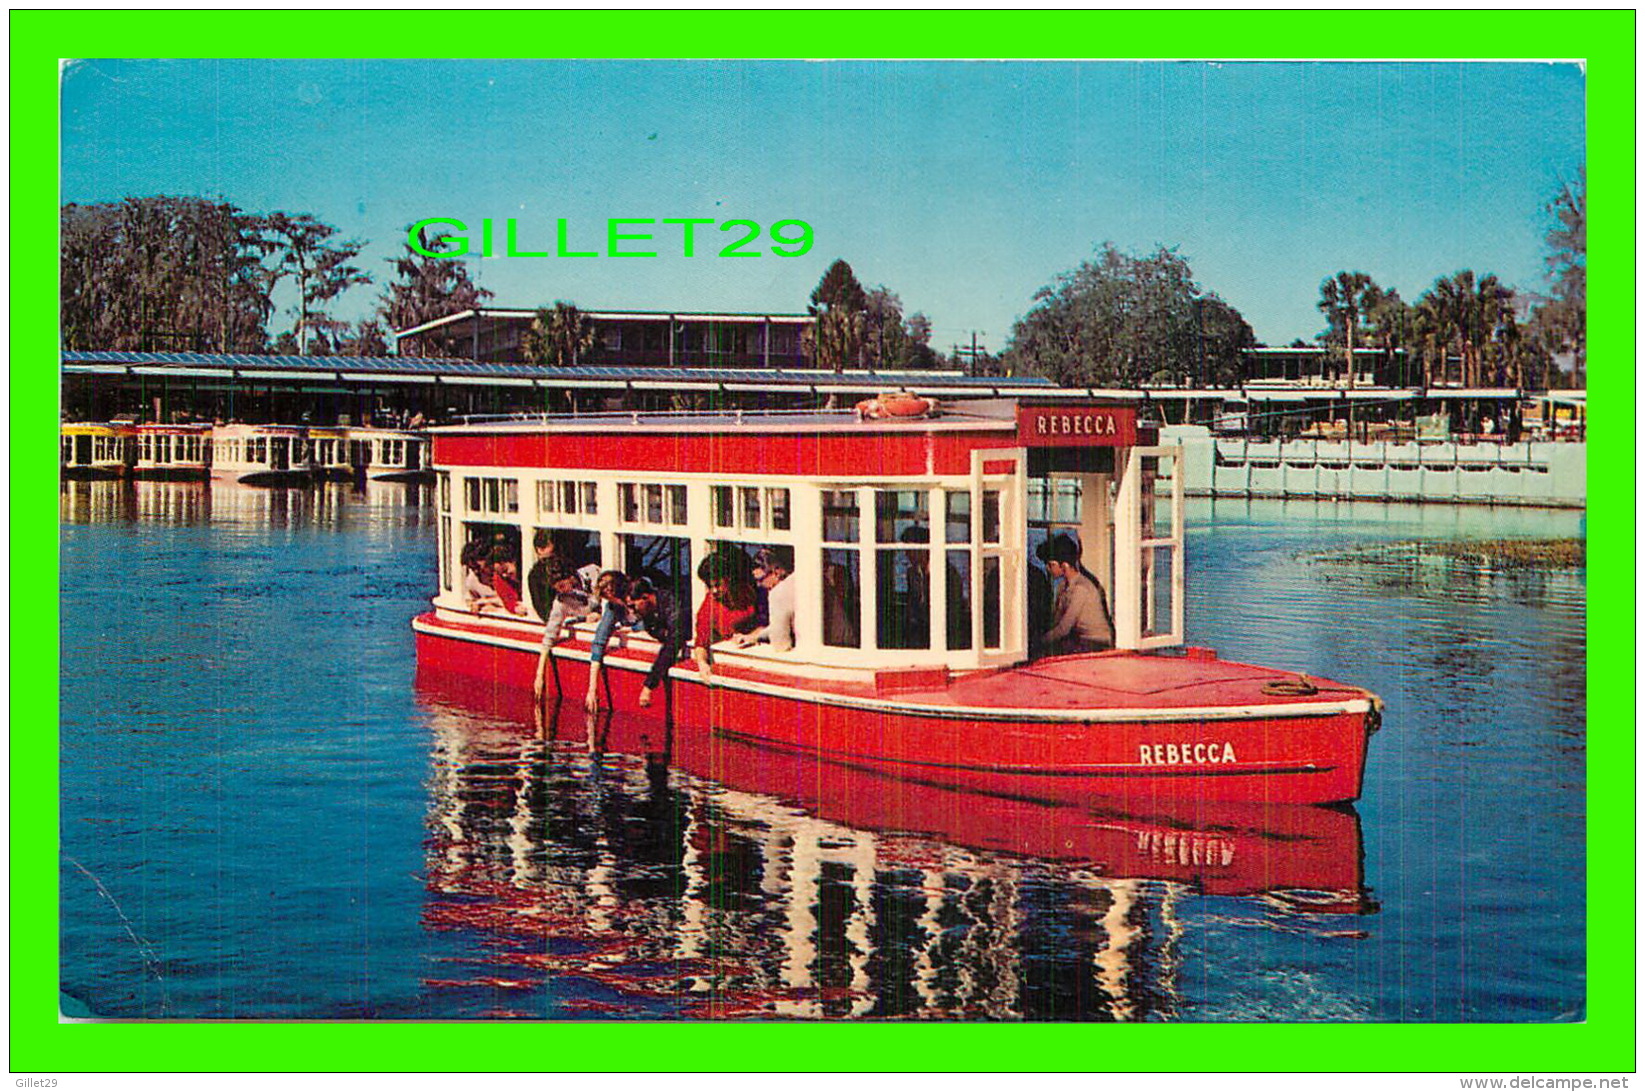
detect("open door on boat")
[1114,444,1184,650]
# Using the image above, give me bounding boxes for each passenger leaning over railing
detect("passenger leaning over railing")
[628,576,690,708]
[582,570,635,712]
[526,529,601,623]
[532,558,602,700]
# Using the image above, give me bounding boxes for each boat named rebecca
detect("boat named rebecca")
[413,397,1382,807]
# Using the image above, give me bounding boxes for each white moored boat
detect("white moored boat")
[133,423,212,480]
[208,424,311,485]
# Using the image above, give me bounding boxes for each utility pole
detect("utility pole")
[951,332,990,376]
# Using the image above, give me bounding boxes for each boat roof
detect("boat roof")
[431,396,1145,437]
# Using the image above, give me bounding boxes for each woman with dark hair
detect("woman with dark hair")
[489,546,528,617]
[462,539,507,614]
[1037,534,1114,654]
[692,549,758,682]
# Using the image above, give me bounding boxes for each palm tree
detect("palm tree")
[1358,285,1415,386]
[1417,271,1518,389]
[1317,271,1378,390]
[522,301,598,368]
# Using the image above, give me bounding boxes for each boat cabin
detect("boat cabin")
[427,397,1183,674]
[209,423,310,484]
[133,423,212,479]
[61,422,135,478]
[347,428,430,480]
[304,427,354,480]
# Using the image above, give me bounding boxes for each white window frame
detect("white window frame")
[1113,444,1185,650]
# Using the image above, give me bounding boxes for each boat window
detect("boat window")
[439,473,451,512]
[822,489,859,542]
[945,492,971,544]
[875,490,929,544]
[439,517,452,591]
[877,542,931,650]
[769,488,791,531]
[617,481,688,529]
[982,556,1002,648]
[1142,545,1175,641]
[464,476,521,516]
[822,548,861,648]
[711,486,734,528]
[624,534,690,595]
[740,487,761,529]
[535,478,597,519]
[946,549,973,651]
[1026,478,1082,523]
[982,490,1001,544]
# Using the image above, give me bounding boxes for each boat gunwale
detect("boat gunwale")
[412,612,1376,725]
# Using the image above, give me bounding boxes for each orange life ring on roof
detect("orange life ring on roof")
[856,390,936,420]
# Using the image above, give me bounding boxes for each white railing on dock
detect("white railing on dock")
[1164,426,1585,509]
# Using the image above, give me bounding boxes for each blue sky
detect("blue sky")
[61,59,1585,353]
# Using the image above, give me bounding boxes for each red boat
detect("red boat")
[414,397,1382,806]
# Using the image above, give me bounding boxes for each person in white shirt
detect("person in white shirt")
[737,547,796,652]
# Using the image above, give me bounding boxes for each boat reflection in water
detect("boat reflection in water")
[415,672,1375,1021]
[59,477,430,529]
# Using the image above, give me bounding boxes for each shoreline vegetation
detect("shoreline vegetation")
[1314,538,1586,571]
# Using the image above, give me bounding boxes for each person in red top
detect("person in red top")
[489,547,528,617]
[693,550,758,681]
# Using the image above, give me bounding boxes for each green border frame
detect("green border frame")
[15,10,1635,1074]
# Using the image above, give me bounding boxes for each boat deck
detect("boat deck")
[702,649,1371,718]
[431,611,1369,718]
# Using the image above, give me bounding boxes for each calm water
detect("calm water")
[59,480,1586,1021]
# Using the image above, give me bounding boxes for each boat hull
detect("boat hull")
[132,465,210,481]
[365,467,434,482]
[414,612,1376,807]
[61,465,127,480]
[211,468,314,486]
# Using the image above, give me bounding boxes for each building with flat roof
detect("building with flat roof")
[393,308,817,370]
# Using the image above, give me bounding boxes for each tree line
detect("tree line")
[1002,170,1586,390]
[61,196,490,357]
[62,170,1585,389]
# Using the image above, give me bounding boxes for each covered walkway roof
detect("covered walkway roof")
[61,351,1058,396]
